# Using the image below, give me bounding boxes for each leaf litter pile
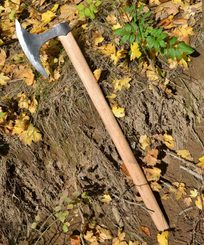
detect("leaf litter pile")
[0,0,204,244]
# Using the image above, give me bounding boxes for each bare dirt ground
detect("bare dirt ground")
[0,5,204,245]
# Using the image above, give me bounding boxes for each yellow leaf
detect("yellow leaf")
[84,230,98,244]
[112,105,125,118]
[172,25,194,43]
[100,194,112,204]
[17,92,30,110]
[178,58,188,69]
[183,197,192,207]
[151,181,162,192]
[0,73,10,85]
[93,68,102,81]
[189,189,198,198]
[149,0,160,5]
[42,10,56,24]
[10,0,20,5]
[29,96,38,114]
[59,4,78,23]
[197,155,204,169]
[146,65,160,81]
[51,3,59,12]
[176,149,193,161]
[92,31,104,46]
[15,65,35,86]
[172,182,186,200]
[96,225,112,240]
[112,77,131,91]
[12,113,30,135]
[112,23,122,30]
[195,194,204,210]
[98,44,126,65]
[130,42,142,60]
[19,124,42,145]
[139,135,150,150]
[106,93,117,100]
[157,231,169,245]
[144,167,161,181]
[163,134,175,149]
[0,48,6,67]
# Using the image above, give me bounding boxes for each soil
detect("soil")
[0,13,204,245]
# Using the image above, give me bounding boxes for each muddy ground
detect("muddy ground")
[1,14,204,245]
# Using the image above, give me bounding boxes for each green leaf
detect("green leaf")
[55,211,69,223]
[159,40,166,48]
[125,24,132,32]
[114,28,125,36]
[62,222,70,233]
[169,37,177,46]
[121,34,130,43]
[84,8,91,16]
[129,34,135,43]
[168,47,176,59]
[77,4,85,11]
[177,42,194,54]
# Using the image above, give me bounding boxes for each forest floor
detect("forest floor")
[0,0,204,244]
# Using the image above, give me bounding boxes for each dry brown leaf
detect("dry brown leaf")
[144,167,161,181]
[140,226,151,236]
[151,181,162,192]
[143,148,159,166]
[70,235,80,245]
[84,230,98,244]
[0,73,10,85]
[92,31,104,46]
[172,182,187,200]
[59,4,78,24]
[15,65,35,86]
[0,48,6,67]
[96,225,112,241]
[172,25,194,43]
[183,197,192,207]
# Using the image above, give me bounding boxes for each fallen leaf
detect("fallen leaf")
[112,105,125,118]
[149,0,160,5]
[130,42,142,60]
[140,226,151,236]
[143,148,159,166]
[183,197,192,206]
[146,65,160,81]
[93,68,102,81]
[70,235,80,245]
[0,49,6,67]
[112,77,132,91]
[195,194,204,210]
[151,181,162,192]
[42,10,56,24]
[19,123,42,145]
[197,156,204,169]
[176,149,193,161]
[190,189,198,198]
[144,167,161,181]
[15,65,35,86]
[139,135,151,151]
[12,113,30,135]
[106,14,117,25]
[100,194,112,204]
[92,32,104,46]
[96,225,112,241]
[106,93,117,100]
[0,73,10,85]
[172,182,187,200]
[157,231,169,245]
[84,230,98,244]
[163,134,175,149]
[172,25,194,43]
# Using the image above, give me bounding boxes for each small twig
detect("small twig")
[179,207,194,216]
[180,166,203,181]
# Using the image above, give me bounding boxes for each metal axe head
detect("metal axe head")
[15,20,71,78]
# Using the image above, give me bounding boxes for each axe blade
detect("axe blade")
[15,20,70,78]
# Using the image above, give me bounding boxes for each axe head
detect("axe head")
[15,20,70,78]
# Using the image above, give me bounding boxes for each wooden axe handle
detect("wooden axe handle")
[59,32,169,231]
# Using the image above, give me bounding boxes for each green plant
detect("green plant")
[114,3,194,61]
[77,0,102,20]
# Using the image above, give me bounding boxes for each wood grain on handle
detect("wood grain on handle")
[59,32,169,231]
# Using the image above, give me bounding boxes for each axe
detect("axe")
[15,20,169,231]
